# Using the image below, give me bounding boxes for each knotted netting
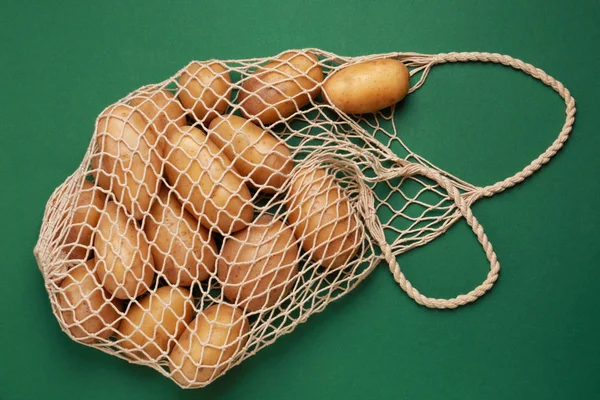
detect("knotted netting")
[34,49,575,388]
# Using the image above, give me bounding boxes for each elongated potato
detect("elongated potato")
[90,150,111,191]
[164,125,253,233]
[145,186,218,286]
[323,59,410,114]
[208,115,293,192]
[94,201,155,299]
[55,179,105,260]
[285,167,362,268]
[95,104,162,219]
[169,303,249,386]
[118,286,194,360]
[130,89,187,137]
[58,259,123,343]
[178,61,232,123]
[239,50,324,125]
[218,215,299,312]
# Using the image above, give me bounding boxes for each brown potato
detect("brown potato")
[55,179,106,260]
[57,259,123,343]
[218,215,299,312]
[164,125,253,234]
[95,104,162,219]
[118,286,194,360]
[145,186,218,286]
[130,89,187,137]
[239,50,324,125]
[90,150,110,190]
[178,61,232,123]
[285,167,362,268]
[169,303,249,387]
[94,201,155,299]
[323,59,410,114]
[208,115,293,192]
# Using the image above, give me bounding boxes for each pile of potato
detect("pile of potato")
[54,50,410,387]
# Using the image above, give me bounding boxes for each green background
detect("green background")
[1,0,599,399]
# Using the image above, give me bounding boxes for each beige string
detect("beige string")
[379,162,499,309]
[33,49,577,387]
[382,52,576,309]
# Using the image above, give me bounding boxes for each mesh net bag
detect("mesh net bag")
[34,49,576,388]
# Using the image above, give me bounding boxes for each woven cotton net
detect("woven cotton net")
[33,49,575,388]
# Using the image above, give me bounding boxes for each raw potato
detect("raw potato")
[218,215,299,312]
[164,125,253,234]
[239,50,324,125]
[285,167,362,268]
[130,89,187,137]
[169,303,249,386]
[58,259,123,343]
[178,61,232,123]
[95,104,162,219]
[90,150,110,191]
[145,186,218,286]
[55,180,105,260]
[118,286,194,360]
[94,201,155,299]
[323,59,410,114]
[208,115,294,192]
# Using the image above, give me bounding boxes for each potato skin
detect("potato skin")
[58,259,123,343]
[178,61,232,124]
[90,150,110,190]
[94,201,155,299]
[95,104,162,219]
[130,89,187,137]
[164,125,253,234]
[285,167,362,268]
[145,186,217,286]
[56,180,105,260]
[323,59,410,114]
[218,215,299,312]
[118,286,194,360]
[239,50,324,125]
[169,303,249,386]
[208,115,293,192]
